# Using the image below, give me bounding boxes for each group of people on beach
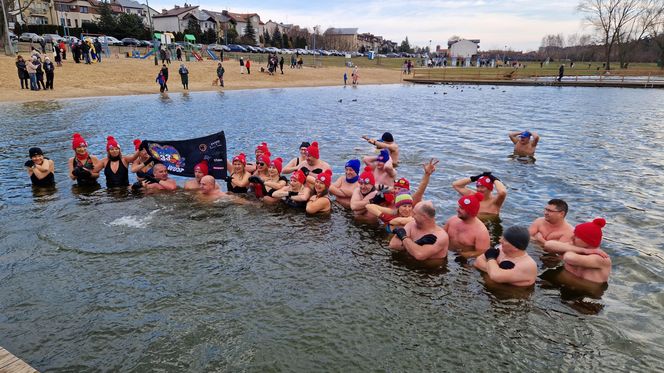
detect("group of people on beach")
[25,129,611,296]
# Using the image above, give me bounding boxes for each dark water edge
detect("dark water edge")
[1,84,663,372]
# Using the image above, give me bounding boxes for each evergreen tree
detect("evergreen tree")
[116,13,144,39]
[226,26,238,44]
[399,37,411,53]
[272,28,282,47]
[243,22,257,44]
[97,2,117,35]
[203,28,217,44]
[184,18,202,42]
[282,33,290,48]
[263,30,271,46]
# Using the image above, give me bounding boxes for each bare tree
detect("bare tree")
[650,1,664,67]
[616,0,664,67]
[1,0,37,55]
[578,0,641,69]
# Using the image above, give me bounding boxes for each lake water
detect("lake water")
[1,84,663,371]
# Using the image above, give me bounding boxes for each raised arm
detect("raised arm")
[363,155,377,166]
[531,132,540,147]
[413,159,438,205]
[452,176,474,196]
[494,180,507,208]
[508,131,521,144]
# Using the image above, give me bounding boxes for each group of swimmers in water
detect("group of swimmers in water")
[25,129,610,295]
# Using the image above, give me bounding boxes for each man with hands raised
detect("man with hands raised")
[452,171,507,216]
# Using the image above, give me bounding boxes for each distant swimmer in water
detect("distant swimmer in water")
[389,201,449,262]
[452,172,507,216]
[272,169,312,209]
[350,167,379,220]
[544,218,611,284]
[184,160,209,190]
[529,199,574,245]
[306,169,333,214]
[329,159,360,209]
[93,136,140,189]
[366,192,414,232]
[362,132,399,166]
[298,142,331,186]
[68,133,100,187]
[474,226,537,287]
[25,147,55,187]
[141,163,177,192]
[227,153,251,194]
[197,175,227,201]
[282,142,310,174]
[444,192,491,258]
[363,149,396,188]
[509,130,539,157]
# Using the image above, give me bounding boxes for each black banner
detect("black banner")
[145,131,227,180]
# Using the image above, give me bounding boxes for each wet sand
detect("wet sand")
[0,55,404,102]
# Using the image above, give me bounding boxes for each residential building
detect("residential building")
[152,5,199,33]
[54,0,99,29]
[204,10,231,42]
[323,28,358,51]
[223,11,263,44]
[14,0,57,26]
[264,20,292,37]
[357,32,382,52]
[110,0,158,27]
[181,8,216,34]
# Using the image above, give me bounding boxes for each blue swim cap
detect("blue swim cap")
[345,159,361,174]
[377,149,390,163]
[519,131,532,138]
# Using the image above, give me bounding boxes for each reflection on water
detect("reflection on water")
[0,84,664,371]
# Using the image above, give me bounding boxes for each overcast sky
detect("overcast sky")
[148,0,589,51]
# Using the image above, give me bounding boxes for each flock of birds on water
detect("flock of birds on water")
[337,83,507,102]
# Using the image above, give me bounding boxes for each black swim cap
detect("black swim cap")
[299,142,310,149]
[381,132,394,142]
[29,147,43,157]
[503,226,530,250]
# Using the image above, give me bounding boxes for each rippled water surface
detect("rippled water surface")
[1,84,663,372]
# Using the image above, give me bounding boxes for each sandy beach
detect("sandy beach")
[0,54,404,102]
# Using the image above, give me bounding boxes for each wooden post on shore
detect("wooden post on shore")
[0,346,38,372]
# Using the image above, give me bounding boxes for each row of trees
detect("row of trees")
[97,3,150,40]
[577,0,664,69]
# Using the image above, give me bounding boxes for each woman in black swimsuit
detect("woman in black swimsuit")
[25,147,55,187]
[226,153,251,194]
[93,136,140,189]
[272,169,311,209]
[250,157,288,204]
[282,141,310,174]
[67,133,100,187]
[306,169,332,214]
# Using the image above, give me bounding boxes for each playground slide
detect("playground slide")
[206,49,219,61]
[140,49,155,59]
[192,51,203,61]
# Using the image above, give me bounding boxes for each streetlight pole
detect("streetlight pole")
[145,0,157,65]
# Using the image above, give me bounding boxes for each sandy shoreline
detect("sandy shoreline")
[0,54,405,103]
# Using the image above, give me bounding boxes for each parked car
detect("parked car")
[265,47,279,53]
[227,44,247,52]
[139,40,153,47]
[19,32,41,42]
[97,36,123,46]
[121,37,140,46]
[41,34,64,43]
[207,43,224,51]
[9,32,18,42]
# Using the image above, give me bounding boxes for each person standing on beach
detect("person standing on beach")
[160,64,169,91]
[160,49,166,64]
[558,64,564,82]
[176,47,182,61]
[165,49,172,64]
[156,70,166,93]
[344,72,347,86]
[508,130,539,157]
[35,57,46,90]
[16,55,29,89]
[240,57,245,74]
[94,39,103,63]
[352,66,359,85]
[216,63,225,87]
[59,40,66,60]
[54,43,62,67]
[279,56,285,74]
[43,57,55,90]
[179,64,189,89]
[26,56,38,90]
[245,59,251,75]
